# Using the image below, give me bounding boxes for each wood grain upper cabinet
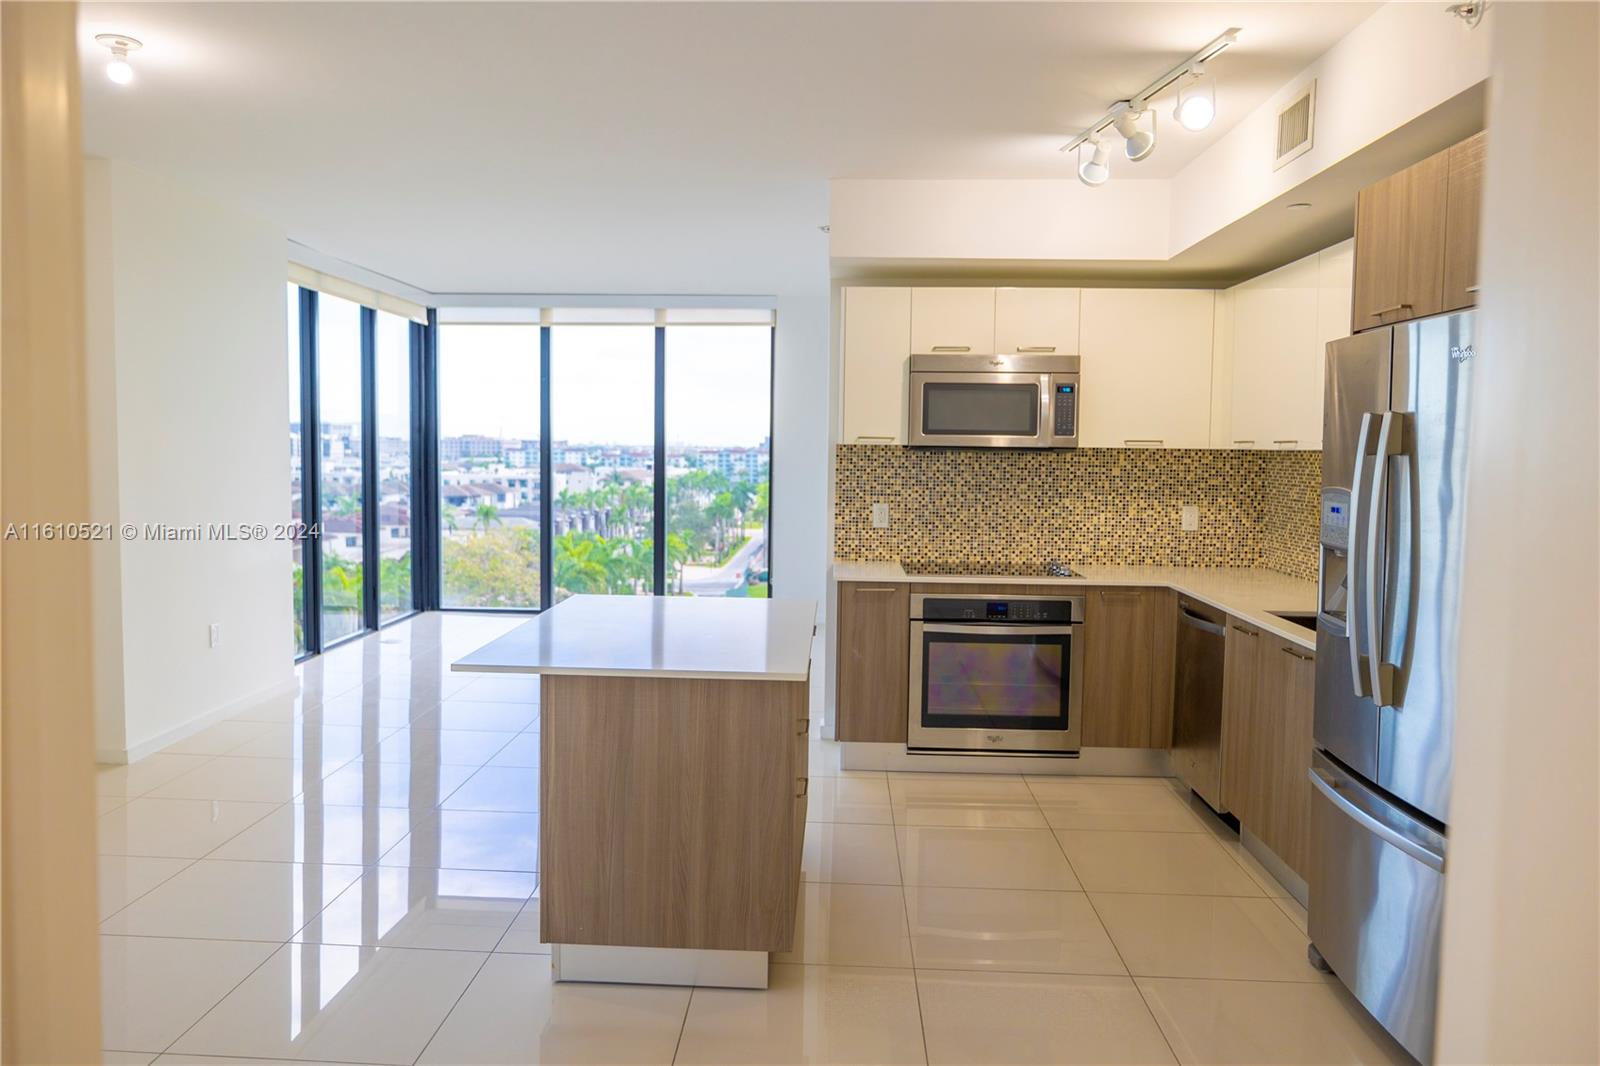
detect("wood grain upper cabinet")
[994,288,1080,355]
[840,287,911,445]
[835,582,909,743]
[910,288,995,355]
[1081,588,1158,748]
[1351,146,1450,331]
[1442,131,1486,312]
[1078,290,1214,449]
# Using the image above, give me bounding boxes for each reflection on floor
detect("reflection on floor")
[96,611,1412,1065]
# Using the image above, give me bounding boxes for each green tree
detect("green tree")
[473,501,501,532]
[442,527,539,607]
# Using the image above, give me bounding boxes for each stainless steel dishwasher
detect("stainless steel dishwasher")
[1171,597,1227,811]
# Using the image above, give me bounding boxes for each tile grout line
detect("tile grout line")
[409,947,496,1066]
[669,986,695,1065]
[888,759,933,1066]
[1027,774,1190,1066]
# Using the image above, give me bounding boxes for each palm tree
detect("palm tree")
[473,501,500,532]
[553,531,608,595]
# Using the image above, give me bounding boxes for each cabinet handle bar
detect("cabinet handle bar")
[1368,303,1412,317]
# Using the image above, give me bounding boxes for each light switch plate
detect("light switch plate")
[1180,505,1199,532]
[208,623,221,648]
[871,502,890,529]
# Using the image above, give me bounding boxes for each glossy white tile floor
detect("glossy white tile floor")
[97,612,1412,1066]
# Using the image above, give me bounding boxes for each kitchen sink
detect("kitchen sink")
[1269,611,1319,634]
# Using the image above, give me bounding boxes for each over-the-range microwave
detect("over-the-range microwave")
[907,353,1080,448]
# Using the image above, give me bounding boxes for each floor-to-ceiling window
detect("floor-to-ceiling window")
[663,322,773,597]
[288,274,424,658]
[549,322,656,598]
[430,307,774,609]
[317,293,366,643]
[436,322,542,609]
[375,310,413,622]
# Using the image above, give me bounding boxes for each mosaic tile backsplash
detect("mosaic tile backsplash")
[834,445,1322,582]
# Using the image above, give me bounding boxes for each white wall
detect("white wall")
[828,179,1170,263]
[1435,4,1600,1062]
[829,2,1490,268]
[85,158,295,760]
[1169,1,1489,254]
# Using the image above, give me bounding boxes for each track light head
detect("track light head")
[1174,65,1217,131]
[1113,104,1157,162]
[1077,136,1110,186]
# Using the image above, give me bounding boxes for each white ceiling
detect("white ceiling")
[79,2,1379,294]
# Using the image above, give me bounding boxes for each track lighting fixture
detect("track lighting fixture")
[1060,28,1238,186]
[1174,66,1217,131]
[1113,103,1156,162]
[1077,135,1110,186]
[96,33,142,85]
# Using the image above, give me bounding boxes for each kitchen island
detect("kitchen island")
[453,594,816,990]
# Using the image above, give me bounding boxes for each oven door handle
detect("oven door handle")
[920,623,1079,637]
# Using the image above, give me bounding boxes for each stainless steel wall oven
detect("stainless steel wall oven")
[907,594,1084,753]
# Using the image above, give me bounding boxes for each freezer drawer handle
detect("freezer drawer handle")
[1309,768,1445,872]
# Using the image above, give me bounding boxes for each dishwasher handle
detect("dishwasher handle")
[1178,604,1226,637]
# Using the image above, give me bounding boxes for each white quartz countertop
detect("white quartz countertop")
[453,595,818,681]
[833,560,1318,650]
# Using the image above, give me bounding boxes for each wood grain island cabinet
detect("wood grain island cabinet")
[452,595,816,989]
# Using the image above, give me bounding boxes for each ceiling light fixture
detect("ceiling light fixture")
[1061,28,1239,181]
[1174,65,1217,131]
[95,33,142,85]
[1077,135,1110,186]
[1112,102,1156,162]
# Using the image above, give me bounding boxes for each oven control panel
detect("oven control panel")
[917,597,1082,623]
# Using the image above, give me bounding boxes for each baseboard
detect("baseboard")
[98,674,298,765]
[841,742,1171,777]
[1241,825,1310,905]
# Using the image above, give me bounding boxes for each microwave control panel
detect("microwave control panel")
[1052,383,1077,438]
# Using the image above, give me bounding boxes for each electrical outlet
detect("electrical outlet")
[208,623,221,649]
[1181,505,1199,532]
[870,502,891,529]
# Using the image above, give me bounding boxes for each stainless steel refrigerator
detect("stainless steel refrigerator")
[1309,309,1474,1064]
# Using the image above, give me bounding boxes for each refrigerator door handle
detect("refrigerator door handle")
[1346,413,1374,699]
[1366,411,1404,705]
[1309,762,1445,873]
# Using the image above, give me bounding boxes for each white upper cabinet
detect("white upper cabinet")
[1078,289,1216,449]
[994,288,1081,355]
[1224,239,1353,450]
[910,288,995,355]
[840,286,911,444]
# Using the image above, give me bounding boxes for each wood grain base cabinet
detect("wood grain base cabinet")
[1082,588,1170,748]
[1220,619,1315,879]
[835,582,909,742]
[540,674,808,953]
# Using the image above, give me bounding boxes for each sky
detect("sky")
[308,299,773,450]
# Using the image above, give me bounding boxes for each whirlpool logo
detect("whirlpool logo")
[1450,344,1476,363]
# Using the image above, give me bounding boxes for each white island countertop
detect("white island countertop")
[453,595,818,681]
[834,560,1318,651]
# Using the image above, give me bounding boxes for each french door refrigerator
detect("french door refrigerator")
[1310,309,1475,1064]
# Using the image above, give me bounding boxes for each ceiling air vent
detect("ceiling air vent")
[1274,81,1316,170]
